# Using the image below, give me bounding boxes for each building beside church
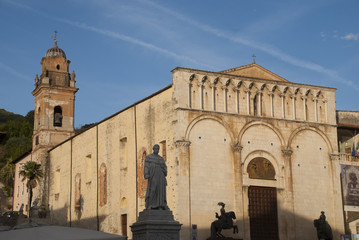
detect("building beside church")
[14,40,359,240]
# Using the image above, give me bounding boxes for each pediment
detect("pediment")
[220,63,289,82]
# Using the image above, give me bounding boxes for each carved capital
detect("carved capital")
[232,143,243,153]
[281,148,293,158]
[175,140,191,148]
[329,153,340,161]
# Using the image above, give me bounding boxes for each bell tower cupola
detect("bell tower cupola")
[32,35,78,151]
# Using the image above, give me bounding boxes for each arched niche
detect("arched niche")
[247,157,276,180]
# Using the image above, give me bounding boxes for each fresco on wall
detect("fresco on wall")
[342,164,359,211]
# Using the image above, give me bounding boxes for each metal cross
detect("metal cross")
[252,54,256,63]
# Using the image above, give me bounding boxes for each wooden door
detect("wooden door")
[248,186,279,240]
[121,214,127,236]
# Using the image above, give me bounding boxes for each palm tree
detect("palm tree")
[19,161,43,218]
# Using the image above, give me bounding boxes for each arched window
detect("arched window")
[253,94,258,116]
[247,157,275,180]
[54,106,63,127]
[100,163,107,206]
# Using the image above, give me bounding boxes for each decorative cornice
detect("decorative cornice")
[281,148,293,157]
[175,140,191,148]
[329,153,340,161]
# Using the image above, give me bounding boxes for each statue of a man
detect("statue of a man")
[144,144,168,210]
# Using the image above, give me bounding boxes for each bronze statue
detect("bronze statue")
[314,211,333,240]
[210,202,238,239]
[144,144,168,210]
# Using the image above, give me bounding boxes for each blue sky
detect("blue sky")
[0,0,358,128]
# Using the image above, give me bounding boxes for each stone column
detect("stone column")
[174,140,191,240]
[302,96,307,121]
[269,93,274,117]
[189,83,193,108]
[281,148,296,240]
[314,97,318,122]
[281,94,285,118]
[200,85,204,110]
[258,91,262,116]
[292,95,296,120]
[211,84,216,111]
[223,86,228,112]
[235,88,240,114]
[231,143,244,239]
[329,153,345,238]
[246,90,250,115]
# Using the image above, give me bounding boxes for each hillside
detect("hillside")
[0,109,25,125]
[0,109,34,196]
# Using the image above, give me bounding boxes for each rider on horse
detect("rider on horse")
[210,202,238,238]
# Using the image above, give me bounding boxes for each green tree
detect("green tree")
[0,157,15,196]
[19,161,43,217]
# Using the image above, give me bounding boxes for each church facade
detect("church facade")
[47,60,344,239]
[13,41,347,240]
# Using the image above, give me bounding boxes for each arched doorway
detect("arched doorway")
[247,158,279,240]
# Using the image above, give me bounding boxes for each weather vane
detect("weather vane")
[52,30,58,46]
[252,54,256,63]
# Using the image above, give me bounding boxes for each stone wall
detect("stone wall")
[48,86,175,238]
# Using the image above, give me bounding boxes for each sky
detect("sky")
[0,0,358,128]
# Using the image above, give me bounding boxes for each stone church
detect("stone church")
[13,40,347,240]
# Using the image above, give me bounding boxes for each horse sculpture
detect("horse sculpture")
[209,202,239,239]
[313,211,333,240]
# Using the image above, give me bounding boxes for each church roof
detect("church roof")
[45,35,66,59]
[219,62,289,82]
[45,44,67,59]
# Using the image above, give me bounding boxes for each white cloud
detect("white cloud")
[341,33,359,41]
[138,0,359,90]
[3,0,211,69]
[0,61,31,81]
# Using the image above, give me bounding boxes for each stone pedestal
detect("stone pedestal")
[130,209,181,240]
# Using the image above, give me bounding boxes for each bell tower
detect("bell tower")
[32,35,78,150]
[31,35,78,205]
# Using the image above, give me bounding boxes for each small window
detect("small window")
[56,64,60,70]
[54,106,63,127]
[35,136,39,145]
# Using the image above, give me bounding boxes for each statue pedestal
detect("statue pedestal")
[130,209,181,240]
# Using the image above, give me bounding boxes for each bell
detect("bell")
[54,113,62,126]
